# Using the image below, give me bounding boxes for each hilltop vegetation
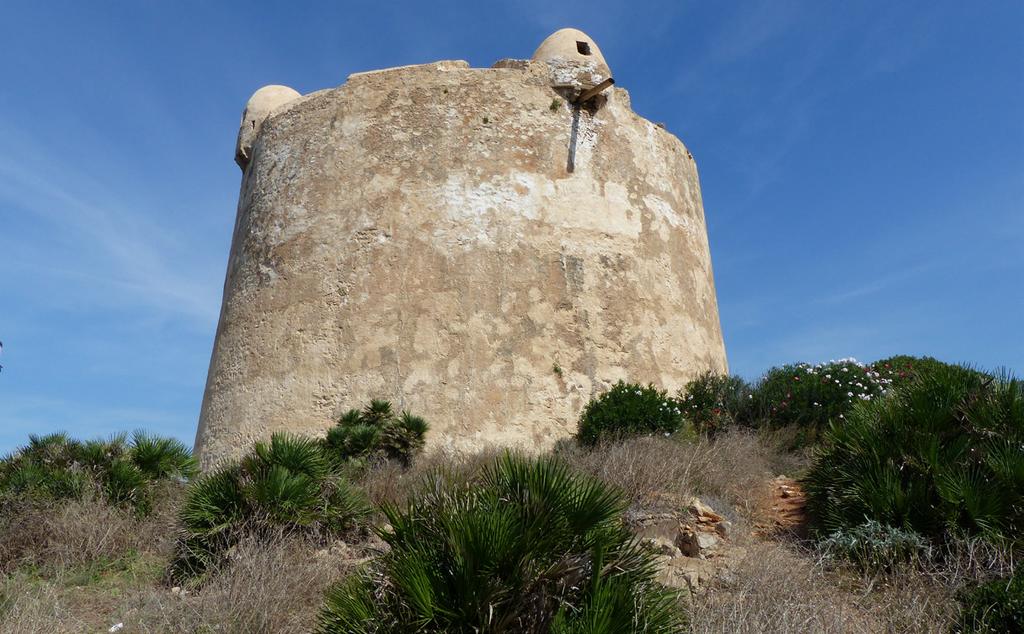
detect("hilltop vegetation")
[1,357,1020,633]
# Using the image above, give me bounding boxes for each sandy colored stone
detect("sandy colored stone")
[532,28,612,83]
[195,37,727,469]
[235,85,301,170]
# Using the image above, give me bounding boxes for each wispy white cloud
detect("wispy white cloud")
[0,128,221,330]
[814,263,936,305]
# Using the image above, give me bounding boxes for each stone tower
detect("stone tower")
[194,28,728,469]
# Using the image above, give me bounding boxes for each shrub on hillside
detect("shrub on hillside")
[169,433,368,585]
[955,568,1023,633]
[818,520,927,573]
[872,354,958,386]
[752,356,964,440]
[752,358,891,435]
[317,453,684,633]
[804,364,1024,544]
[679,371,753,435]
[576,381,687,445]
[0,431,195,514]
[324,399,428,467]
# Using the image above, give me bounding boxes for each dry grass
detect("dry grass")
[118,533,356,634]
[353,446,503,509]
[687,541,955,634]
[0,534,358,634]
[0,484,181,575]
[555,430,779,517]
[0,434,1014,633]
[0,580,82,634]
[0,487,360,634]
[685,536,1017,634]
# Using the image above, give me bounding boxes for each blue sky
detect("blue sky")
[1,1,1021,453]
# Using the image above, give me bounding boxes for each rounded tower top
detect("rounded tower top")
[243,85,300,116]
[531,28,611,79]
[235,85,301,169]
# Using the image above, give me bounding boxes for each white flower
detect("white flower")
[841,367,848,372]
[847,392,853,397]
[110,625,125,633]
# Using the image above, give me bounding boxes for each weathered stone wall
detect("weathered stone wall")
[194,59,727,469]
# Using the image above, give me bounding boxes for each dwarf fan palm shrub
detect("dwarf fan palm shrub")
[0,431,195,513]
[804,364,1024,545]
[576,381,687,445]
[317,453,683,633]
[170,433,368,585]
[324,399,428,466]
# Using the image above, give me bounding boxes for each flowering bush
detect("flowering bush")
[752,358,895,435]
[871,355,955,387]
[679,371,753,435]
[804,364,1024,544]
[576,381,687,445]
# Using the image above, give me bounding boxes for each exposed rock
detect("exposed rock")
[644,535,682,558]
[676,526,721,558]
[688,496,725,523]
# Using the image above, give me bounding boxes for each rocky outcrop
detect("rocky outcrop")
[631,497,745,595]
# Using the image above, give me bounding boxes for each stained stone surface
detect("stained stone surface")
[195,55,727,469]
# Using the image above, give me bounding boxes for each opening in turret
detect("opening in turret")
[576,41,591,55]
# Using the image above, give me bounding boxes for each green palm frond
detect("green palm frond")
[2,429,190,512]
[317,574,382,634]
[803,363,1023,546]
[180,465,247,534]
[317,452,683,633]
[398,412,428,437]
[130,430,197,479]
[245,465,322,525]
[336,409,363,427]
[363,399,394,426]
[324,400,429,466]
[249,433,328,479]
[170,432,366,585]
[103,458,148,509]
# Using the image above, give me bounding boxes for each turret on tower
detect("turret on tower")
[195,30,728,469]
